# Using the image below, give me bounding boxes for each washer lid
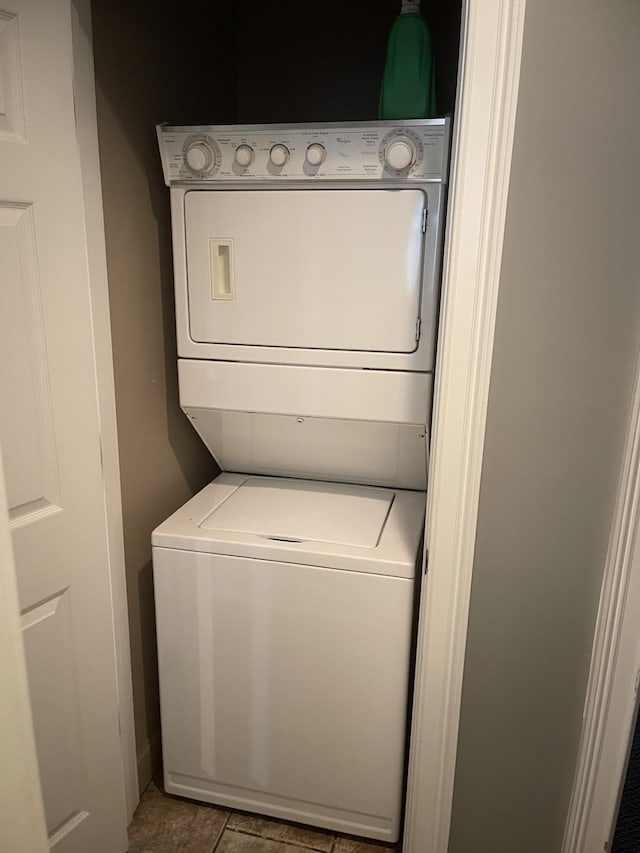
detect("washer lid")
[200,478,393,548]
[152,474,425,577]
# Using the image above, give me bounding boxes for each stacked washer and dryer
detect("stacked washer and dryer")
[153,120,450,843]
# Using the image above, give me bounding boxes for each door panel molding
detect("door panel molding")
[0,202,61,524]
[0,10,27,142]
[0,443,49,852]
[21,586,85,836]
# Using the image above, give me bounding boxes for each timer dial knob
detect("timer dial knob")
[385,138,416,171]
[185,141,215,173]
[235,144,254,167]
[306,143,326,166]
[269,144,290,167]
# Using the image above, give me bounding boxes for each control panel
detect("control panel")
[157,121,449,185]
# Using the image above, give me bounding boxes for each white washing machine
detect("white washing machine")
[154,120,450,843]
[153,474,425,841]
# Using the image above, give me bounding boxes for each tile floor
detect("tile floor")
[128,776,400,853]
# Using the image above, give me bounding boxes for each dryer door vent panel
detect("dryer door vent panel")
[184,189,426,353]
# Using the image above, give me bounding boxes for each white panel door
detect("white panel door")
[185,189,426,352]
[0,2,127,851]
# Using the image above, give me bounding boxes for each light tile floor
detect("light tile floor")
[128,777,400,853]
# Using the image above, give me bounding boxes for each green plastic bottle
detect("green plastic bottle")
[379,1,436,120]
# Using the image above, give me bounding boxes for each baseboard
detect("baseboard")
[136,730,162,795]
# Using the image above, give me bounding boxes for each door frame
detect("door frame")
[404,1,527,850]
[562,348,640,851]
[69,0,138,819]
[74,0,531,843]
[69,0,530,838]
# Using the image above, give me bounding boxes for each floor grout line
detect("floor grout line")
[223,823,336,852]
[210,809,232,852]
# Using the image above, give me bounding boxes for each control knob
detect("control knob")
[385,137,416,171]
[235,144,254,168]
[185,141,215,173]
[269,144,290,167]
[306,143,326,167]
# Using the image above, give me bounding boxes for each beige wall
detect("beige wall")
[449,2,640,851]
[91,1,235,790]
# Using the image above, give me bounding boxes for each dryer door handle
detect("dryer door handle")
[209,239,235,300]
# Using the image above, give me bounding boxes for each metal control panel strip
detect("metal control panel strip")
[157,119,450,185]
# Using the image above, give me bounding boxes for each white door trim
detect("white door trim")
[70,0,138,819]
[403,1,527,851]
[562,346,640,853]
[0,444,49,853]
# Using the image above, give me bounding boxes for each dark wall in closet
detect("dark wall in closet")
[233,1,461,122]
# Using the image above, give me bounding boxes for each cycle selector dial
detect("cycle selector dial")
[185,141,216,173]
[305,143,326,166]
[269,144,290,167]
[234,144,254,167]
[385,137,417,171]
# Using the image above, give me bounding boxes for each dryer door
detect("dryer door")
[184,189,426,353]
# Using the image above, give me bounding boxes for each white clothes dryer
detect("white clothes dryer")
[157,120,450,492]
[153,474,425,842]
